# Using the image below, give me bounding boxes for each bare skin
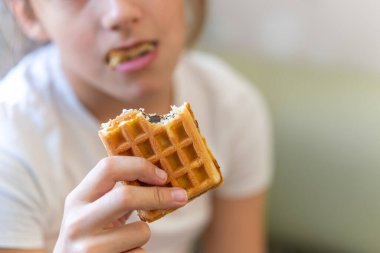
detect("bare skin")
[2,0,269,252]
[202,192,267,253]
[0,156,188,253]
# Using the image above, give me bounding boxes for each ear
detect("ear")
[5,0,49,42]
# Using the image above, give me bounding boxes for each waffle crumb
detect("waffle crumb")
[98,102,223,222]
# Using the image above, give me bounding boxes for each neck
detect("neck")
[64,75,173,124]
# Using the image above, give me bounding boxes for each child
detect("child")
[0,0,272,252]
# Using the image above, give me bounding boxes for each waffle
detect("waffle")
[98,102,223,222]
[107,42,157,69]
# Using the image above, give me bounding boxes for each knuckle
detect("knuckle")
[152,187,165,205]
[64,191,75,208]
[135,221,151,243]
[63,216,83,239]
[72,241,95,253]
[134,157,151,170]
[117,186,134,207]
[98,157,116,177]
[99,157,116,171]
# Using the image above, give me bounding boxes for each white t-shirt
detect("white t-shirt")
[0,45,272,253]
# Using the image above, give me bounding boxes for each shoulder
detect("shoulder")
[178,50,269,123]
[178,51,273,196]
[0,45,59,147]
[180,50,249,91]
[0,45,55,116]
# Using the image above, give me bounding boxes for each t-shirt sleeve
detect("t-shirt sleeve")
[0,149,45,249]
[215,85,273,198]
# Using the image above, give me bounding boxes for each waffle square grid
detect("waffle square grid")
[99,103,223,222]
[113,117,217,196]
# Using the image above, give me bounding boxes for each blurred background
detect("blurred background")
[0,1,36,77]
[1,0,380,252]
[199,0,380,253]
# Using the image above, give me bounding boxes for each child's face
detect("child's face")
[30,0,186,101]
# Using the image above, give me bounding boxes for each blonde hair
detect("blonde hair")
[0,0,37,76]
[187,0,207,46]
[0,0,207,76]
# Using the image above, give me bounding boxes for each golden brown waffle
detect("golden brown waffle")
[98,102,223,222]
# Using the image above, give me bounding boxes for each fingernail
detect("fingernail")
[171,188,188,202]
[155,168,167,181]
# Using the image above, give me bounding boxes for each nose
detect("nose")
[101,0,142,31]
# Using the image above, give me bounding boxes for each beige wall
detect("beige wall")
[1,1,380,75]
[201,0,380,72]
[0,2,36,77]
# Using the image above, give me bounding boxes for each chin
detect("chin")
[114,81,167,102]
[139,81,169,97]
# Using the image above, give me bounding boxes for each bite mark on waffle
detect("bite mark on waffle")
[98,102,223,222]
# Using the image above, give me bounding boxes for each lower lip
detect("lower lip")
[114,47,158,73]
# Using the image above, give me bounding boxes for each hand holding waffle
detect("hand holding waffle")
[99,102,223,222]
[54,156,187,253]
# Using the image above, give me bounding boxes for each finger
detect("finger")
[104,212,131,229]
[95,222,150,253]
[72,156,168,201]
[77,222,150,253]
[126,248,146,253]
[86,185,187,229]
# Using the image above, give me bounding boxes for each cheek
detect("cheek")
[57,29,94,70]
[55,18,100,67]
[151,1,186,42]
[43,3,97,53]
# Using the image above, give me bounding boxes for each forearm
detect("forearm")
[201,192,267,253]
[0,250,44,253]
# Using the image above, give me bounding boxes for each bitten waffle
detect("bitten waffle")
[98,102,223,222]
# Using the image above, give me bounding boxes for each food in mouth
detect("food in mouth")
[107,41,157,68]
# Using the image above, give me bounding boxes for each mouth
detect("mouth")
[107,41,158,69]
